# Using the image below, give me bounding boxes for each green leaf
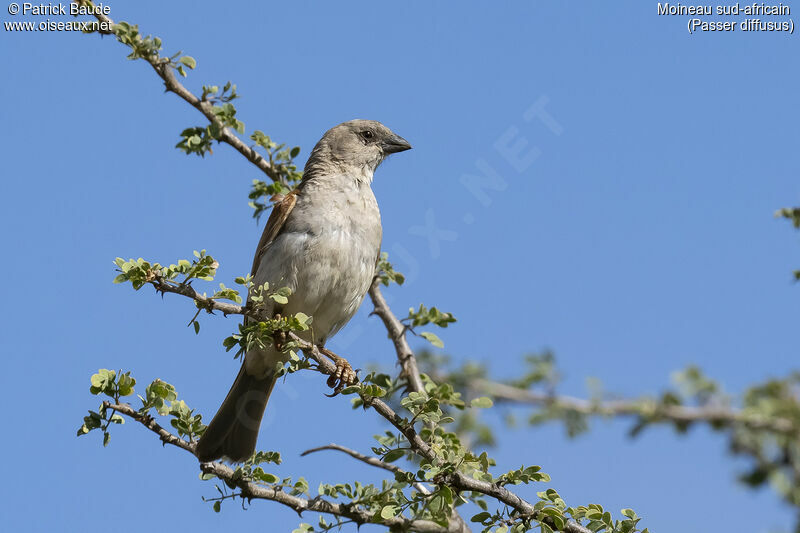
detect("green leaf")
[380,505,397,519]
[213,501,221,512]
[471,511,491,523]
[271,293,289,305]
[471,397,494,408]
[420,331,444,348]
[383,449,405,463]
[179,56,196,69]
[406,304,457,328]
[254,469,280,483]
[90,369,116,395]
[439,485,454,505]
[376,252,405,286]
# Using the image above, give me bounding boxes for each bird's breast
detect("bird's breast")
[254,185,382,344]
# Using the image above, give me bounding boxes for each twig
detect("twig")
[151,277,245,315]
[369,279,426,394]
[301,443,410,477]
[105,402,459,532]
[200,462,461,533]
[103,401,196,454]
[472,378,797,436]
[301,443,431,495]
[75,1,280,181]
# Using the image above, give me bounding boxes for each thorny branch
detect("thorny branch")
[75,1,280,181]
[138,272,590,533]
[301,443,431,495]
[105,403,460,533]
[368,278,426,395]
[468,378,798,437]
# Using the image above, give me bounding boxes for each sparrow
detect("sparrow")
[195,120,412,462]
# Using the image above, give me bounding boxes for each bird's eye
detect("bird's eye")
[360,130,374,141]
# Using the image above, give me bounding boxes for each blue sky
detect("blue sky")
[2,1,799,531]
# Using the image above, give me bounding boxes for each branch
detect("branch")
[142,276,588,532]
[300,445,473,533]
[103,401,195,453]
[302,443,415,480]
[105,403,457,532]
[75,1,280,182]
[363,393,592,533]
[152,277,246,316]
[301,443,431,495]
[473,378,798,436]
[148,275,428,396]
[369,279,426,394]
[203,461,467,533]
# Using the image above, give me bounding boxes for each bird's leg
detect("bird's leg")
[319,346,358,395]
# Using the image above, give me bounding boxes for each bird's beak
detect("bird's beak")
[382,134,412,154]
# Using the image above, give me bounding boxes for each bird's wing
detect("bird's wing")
[250,190,298,276]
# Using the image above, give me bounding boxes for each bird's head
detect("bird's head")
[304,119,412,182]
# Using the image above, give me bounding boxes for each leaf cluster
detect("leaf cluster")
[248,131,304,219]
[376,252,405,287]
[78,370,207,446]
[113,250,218,290]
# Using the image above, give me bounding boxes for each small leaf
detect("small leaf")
[383,449,405,463]
[271,293,289,305]
[256,471,280,483]
[471,397,494,408]
[179,56,197,69]
[420,331,444,348]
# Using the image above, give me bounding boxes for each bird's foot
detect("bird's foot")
[320,347,358,396]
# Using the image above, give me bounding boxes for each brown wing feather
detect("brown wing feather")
[250,190,298,276]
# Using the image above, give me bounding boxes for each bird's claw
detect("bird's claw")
[324,358,358,396]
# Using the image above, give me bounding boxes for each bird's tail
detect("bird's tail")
[195,364,277,463]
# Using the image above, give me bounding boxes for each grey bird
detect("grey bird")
[195,120,411,463]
